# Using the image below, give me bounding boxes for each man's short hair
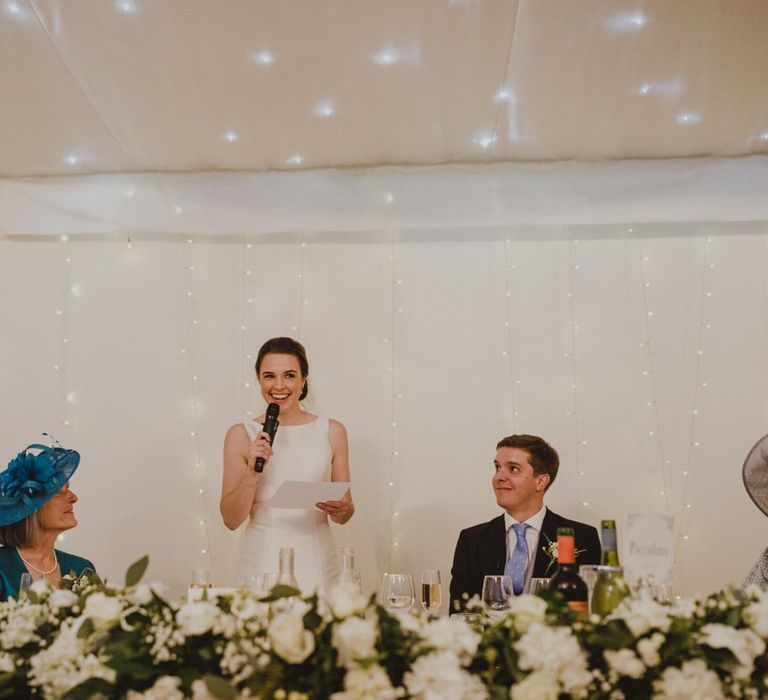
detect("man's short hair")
[496,434,559,490]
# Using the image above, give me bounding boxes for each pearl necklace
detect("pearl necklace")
[17,548,58,577]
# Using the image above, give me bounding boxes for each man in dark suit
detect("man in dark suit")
[450,434,601,611]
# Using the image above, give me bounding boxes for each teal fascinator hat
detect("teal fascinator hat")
[0,441,80,527]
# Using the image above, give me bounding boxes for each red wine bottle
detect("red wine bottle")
[549,527,588,614]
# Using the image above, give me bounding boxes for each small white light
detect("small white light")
[124,187,135,198]
[116,0,137,14]
[199,489,204,494]
[4,1,24,17]
[63,338,68,344]
[60,235,69,243]
[582,501,589,507]
[66,392,76,403]
[581,440,588,445]
[192,375,198,381]
[285,154,304,166]
[251,49,275,66]
[683,535,689,540]
[392,542,399,547]
[659,490,664,496]
[199,520,205,525]
[186,291,192,297]
[201,549,207,555]
[685,503,691,509]
[243,382,250,388]
[647,311,654,316]
[494,87,516,104]
[241,325,246,331]
[649,431,655,436]
[393,512,399,517]
[393,451,399,456]
[473,130,496,149]
[501,350,508,356]
[697,349,704,355]
[676,112,702,125]
[301,242,307,248]
[389,481,394,487]
[63,154,80,166]
[175,205,183,215]
[683,470,689,476]
[187,238,193,244]
[314,100,336,118]
[605,11,648,32]
[392,422,397,427]
[190,431,196,437]
[223,130,239,143]
[56,309,63,316]
[63,420,70,426]
[372,48,399,65]
[384,193,394,204]
[245,269,252,276]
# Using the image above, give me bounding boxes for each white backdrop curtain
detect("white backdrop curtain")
[1,157,767,603]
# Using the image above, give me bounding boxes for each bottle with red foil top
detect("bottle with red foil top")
[549,527,588,614]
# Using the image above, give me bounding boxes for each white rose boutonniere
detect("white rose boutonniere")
[541,533,585,576]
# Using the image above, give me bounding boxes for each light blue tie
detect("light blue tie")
[504,523,530,595]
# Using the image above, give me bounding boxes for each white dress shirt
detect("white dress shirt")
[504,505,547,594]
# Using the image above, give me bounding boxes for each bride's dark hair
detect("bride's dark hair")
[255,337,309,400]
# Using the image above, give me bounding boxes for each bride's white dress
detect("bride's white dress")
[236,416,339,596]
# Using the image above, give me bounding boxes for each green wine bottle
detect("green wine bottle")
[600,519,621,566]
[549,527,588,614]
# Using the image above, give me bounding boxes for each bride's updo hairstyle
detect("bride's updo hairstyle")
[255,337,310,401]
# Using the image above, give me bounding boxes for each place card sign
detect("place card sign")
[623,513,675,585]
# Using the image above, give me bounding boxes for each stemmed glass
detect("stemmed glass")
[380,573,415,613]
[191,569,212,589]
[482,575,513,620]
[420,570,442,613]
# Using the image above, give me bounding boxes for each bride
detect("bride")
[220,337,354,596]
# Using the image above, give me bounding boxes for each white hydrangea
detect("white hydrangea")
[699,623,766,680]
[506,595,548,635]
[604,648,645,679]
[652,658,725,699]
[126,675,185,699]
[420,617,480,665]
[127,583,155,606]
[636,632,665,667]
[404,650,488,700]
[332,615,377,668]
[83,592,123,630]
[27,621,116,699]
[327,582,368,619]
[509,671,559,700]
[176,601,218,636]
[0,601,41,649]
[268,611,315,664]
[611,597,672,637]
[331,664,404,700]
[514,624,592,696]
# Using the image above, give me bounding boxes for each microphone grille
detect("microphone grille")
[266,402,280,417]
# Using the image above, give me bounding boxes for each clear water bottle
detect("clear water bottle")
[277,547,299,589]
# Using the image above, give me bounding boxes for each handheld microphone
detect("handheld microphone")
[255,403,280,473]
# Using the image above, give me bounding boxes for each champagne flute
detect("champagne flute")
[242,574,264,593]
[482,575,513,620]
[380,573,414,613]
[19,573,33,595]
[421,570,442,613]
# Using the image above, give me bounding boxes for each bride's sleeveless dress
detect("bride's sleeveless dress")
[236,416,339,596]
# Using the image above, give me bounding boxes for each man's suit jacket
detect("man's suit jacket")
[449,508,601,612]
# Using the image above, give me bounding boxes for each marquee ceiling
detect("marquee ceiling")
[2,0,768,180]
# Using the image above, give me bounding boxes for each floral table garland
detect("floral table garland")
[0,557,766,699]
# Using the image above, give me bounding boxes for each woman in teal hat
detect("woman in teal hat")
[0,440,94,600]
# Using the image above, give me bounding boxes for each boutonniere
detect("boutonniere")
[541,533,585,576]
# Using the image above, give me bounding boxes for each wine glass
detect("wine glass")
[482,575,513,620]
[529,577,550,595]
[380,573,415,613]
[191,569,212,589]
[261,572,278,595]
[242,574,264,593]
[340,568,363,591]
[420,570,442,614]
[19,573,33,595]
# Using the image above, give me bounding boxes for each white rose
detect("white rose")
[508,595,548,634]
[604,649,645,679]
[83,592,123,629]
[404,651,487,700]
[268,612,315,664]
[652,658,725,699]
[48,588,78,609]
[636,632,664,667]
[176,601,218,636]
[332,616,377,668]
[127,583,154,606]
[510,671,559,700]
[126,675,184,700]
[422,617,480,665]
[331,664,404,700]
[328,582,367,619]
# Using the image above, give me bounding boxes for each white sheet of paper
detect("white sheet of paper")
[269,480,351,509]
